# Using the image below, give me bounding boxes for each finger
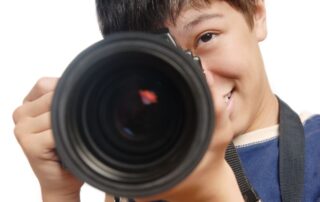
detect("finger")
[19,129,55,160]
[104,195,116,202]
[14,112,51,139]
[23,77,58,103]
[13,91,53,124]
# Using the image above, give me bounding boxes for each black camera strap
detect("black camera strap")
[278,98,305,202]
[225,143,261,201]
[225,97,305,202]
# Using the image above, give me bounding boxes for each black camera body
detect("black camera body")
[51,31,214,198]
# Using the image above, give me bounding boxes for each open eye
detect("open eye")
[197,32,217,46]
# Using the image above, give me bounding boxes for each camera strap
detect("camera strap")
[225,143,261,201]
[225,97,305,202]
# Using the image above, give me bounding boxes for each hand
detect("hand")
[13,77,84,202]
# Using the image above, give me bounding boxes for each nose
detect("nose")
[193,54,214,88]
[203,69,215,88]
[182,47,215,88]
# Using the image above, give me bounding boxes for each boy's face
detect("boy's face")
[166,0,269,135]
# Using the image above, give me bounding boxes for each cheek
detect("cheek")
[199,50,247,80]
[199,37,261,82]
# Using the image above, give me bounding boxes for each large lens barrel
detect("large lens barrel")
[51,32,214,198]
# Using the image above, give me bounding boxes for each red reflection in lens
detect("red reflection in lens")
[139,90,158,105]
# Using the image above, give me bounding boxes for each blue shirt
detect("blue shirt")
[236,115,320,202]
[127,114,320,202]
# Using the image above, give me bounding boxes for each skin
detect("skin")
[13,77,83,202]
[133,1,278,201]
[166,0,278,137]
[13,0,278,201]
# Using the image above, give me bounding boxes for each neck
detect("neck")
[246,88,279,133]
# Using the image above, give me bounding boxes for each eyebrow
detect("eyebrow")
[183,13,223,31]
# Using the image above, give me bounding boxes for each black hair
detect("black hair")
[96,0,257,37]
[96,0,169,36]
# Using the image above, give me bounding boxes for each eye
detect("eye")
[197,32,217,46]
[200,33,213,42]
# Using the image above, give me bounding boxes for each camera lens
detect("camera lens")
[82,52,188,169]
[52,32,214,197]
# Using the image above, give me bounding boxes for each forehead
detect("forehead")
[167,0,214,24]
[166,1,238,30]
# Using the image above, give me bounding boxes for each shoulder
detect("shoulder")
[302,114,320,201]
[303,114,320,138]
[302,114,320,154]
[303,114,320,154]
[304,114,320,128]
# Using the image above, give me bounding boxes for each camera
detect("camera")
[51,31,214,198]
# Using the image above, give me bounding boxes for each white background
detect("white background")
[0,1,319,201]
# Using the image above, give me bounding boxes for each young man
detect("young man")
[13,0,320,201]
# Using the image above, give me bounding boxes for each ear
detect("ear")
[253,0,267,42]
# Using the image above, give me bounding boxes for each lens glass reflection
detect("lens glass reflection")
[83,52,187,167]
